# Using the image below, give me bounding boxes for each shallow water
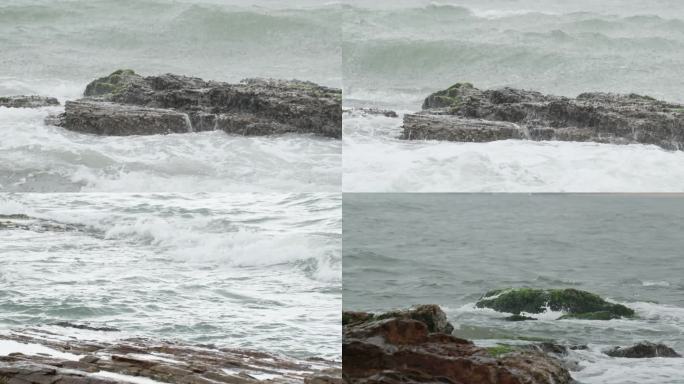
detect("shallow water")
[0,0,341,192]
[0,193,341,360]
[343,194,684,383]
[342,0,684,192]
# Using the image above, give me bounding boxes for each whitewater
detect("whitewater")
[0,193,342,360]
[342,0,684,192]
[0,0,341,192]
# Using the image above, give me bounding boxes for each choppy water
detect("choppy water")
[343,194,684,383]
[342,1,684,192]
[0,0,341,192]
[0,193,341,360]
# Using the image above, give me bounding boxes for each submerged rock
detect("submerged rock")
[0,330,341,383]
[51,70,341,138]
[343,305,573,384]
[403,82,684,150]
[0,214,85,233]
[0,95,59,108]
[605,342,681,358]
[476,288,634,320]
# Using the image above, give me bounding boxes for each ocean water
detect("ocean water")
[343,194,684,383]
[342,0,684,192]
[0,193,341,360]
[0,0,341,192]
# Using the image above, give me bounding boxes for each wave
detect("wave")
[0,106,341,192]
[0,194,341,282]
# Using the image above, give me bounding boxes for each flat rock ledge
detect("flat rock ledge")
[402,82,684,150]
[342,305,574,384]
[0,329,340,384]
[47,69,341,138]
[0,96,59,108]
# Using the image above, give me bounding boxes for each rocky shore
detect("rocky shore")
[343,305,573,384]
[0,328,340,384]
[3,69,341,138]
[343,299,681,383]
[402,83,684,150]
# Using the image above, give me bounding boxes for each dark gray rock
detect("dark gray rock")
[0,95,59,108]
[605,342,681,358]
[63,100,192,136]
[51,70,341,138]
[404,82,684,150]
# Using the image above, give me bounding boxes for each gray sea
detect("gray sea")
[344,194,684,383]
[0,0,341,192]
[342,0,684,192]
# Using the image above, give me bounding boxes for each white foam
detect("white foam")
[92,371,166,384]
[343,114,684,192]
[0,339,80,361]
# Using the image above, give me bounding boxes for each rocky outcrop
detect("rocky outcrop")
[604,342,681,358]
[342,305,573,384]
[476,288,635,320]
[343,305,455,334]
[402,82,684,150]
[48,69,341,138]
[0,329,341,384]
[0,95,59,108]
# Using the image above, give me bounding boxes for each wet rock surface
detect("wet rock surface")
[0,214,85,233]
[604,342,681,358]
[0,329,341,384]
[0,95,60,108]
[402,82,684,150]
[342,305,573,384]
[476,288,635,320]
[48,70,341,138]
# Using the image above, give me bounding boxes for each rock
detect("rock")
[51,322,120,332]
[343,305,573,384]
[0,329,340,383]
[504,314,537,321]
[0,214,85,233]
[52,69,341,138]
[0,95,59,108]
[354,108,399,118]
[404,82,684,150]
[402,113,524,141]
[605,342,681,358]
[476,288,635,320]
[343,304,455,334]
[63,100,192,136]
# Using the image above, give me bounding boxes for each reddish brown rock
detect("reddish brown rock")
[0,329,340,384]
[342,306,572,384]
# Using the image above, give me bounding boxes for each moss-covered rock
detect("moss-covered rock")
[84,69,140,97]
[342,311,374,326]
[476,288,635,320]
[487,344,515,357]
[504,314,538,321]
[421,82,475,109]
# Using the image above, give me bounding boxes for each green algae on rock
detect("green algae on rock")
[476,288,635,320]
[52,69,342,138]
[83,69,139,97]
[405,82,684,150]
